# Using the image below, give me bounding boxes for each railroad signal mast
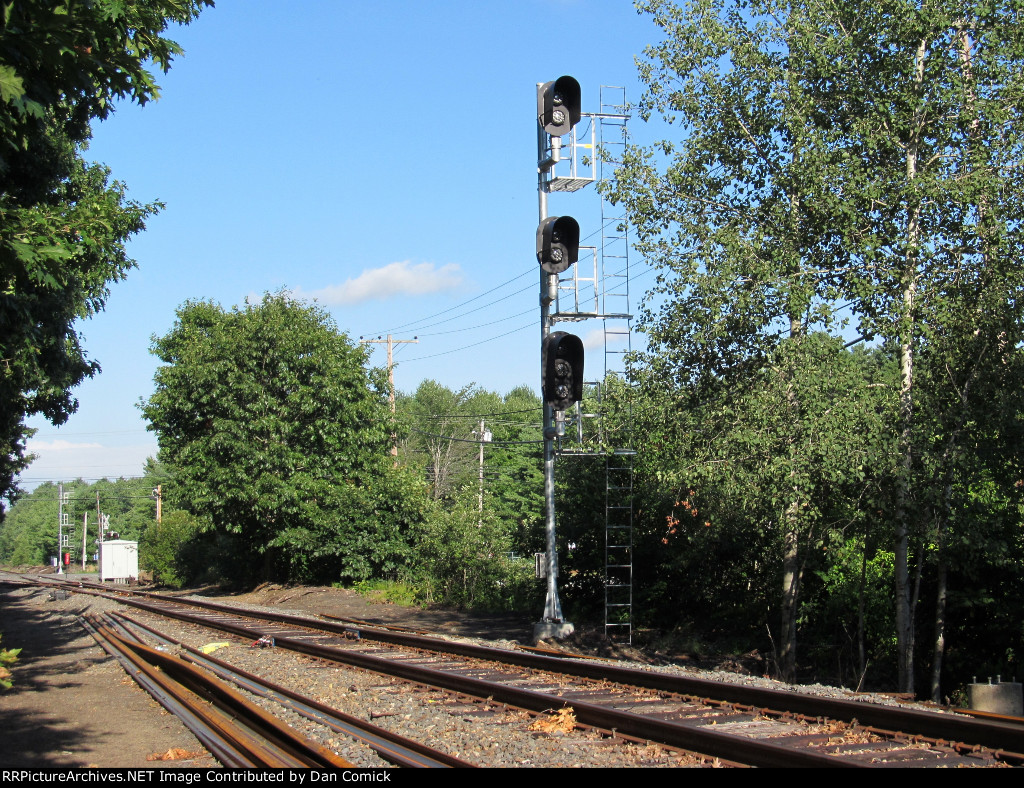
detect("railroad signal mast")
[534,77,635,643]
[535,77,585,642]
[57,482,70,574]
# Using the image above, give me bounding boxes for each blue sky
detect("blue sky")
[19,0,665,487]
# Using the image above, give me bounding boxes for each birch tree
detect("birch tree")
[622,0,1024,695]
[611,0,875,681]
[799,0,1024,696]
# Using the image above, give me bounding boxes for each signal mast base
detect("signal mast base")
[533,620,575,643]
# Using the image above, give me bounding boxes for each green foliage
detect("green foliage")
[395,380,544,612]
[416,498,537,612]
[0,634,20,690]
[0,470,164,566]
[399,381,491,501]
[139,509,202,588]
[800,538,899,687]
[0,0,212,511]
[142,293,423,585]
[0,481,60,564]
[483,385,546,550]
[0,0,213,159]
[614,0,1024,692]
[347,578,425,608]
[398,381,544,556]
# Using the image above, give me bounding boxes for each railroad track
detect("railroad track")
[83,614,352,768]
[7,573,1024,767]
[92,610,472,768]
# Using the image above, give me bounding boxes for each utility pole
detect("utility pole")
[472,419,492,526]
[360,334,418,457]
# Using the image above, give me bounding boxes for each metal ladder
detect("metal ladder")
[548,87,635,643]
[599,86,634,643]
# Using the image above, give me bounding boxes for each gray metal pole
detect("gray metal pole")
[535,99,573,640]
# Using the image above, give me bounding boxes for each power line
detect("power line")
[416,307,535,337]
[397,321,535,364]
[367,269,535,335]
[365,218,627,337]
[382,282,536,335]
[401,406,540,421]
[407,427,542,446]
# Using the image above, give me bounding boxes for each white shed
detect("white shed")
[99,539,138,583]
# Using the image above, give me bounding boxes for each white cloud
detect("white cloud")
[581,329,607,350]
[294,261,464,305]
[19,439,158,489]
[579,328,632,351]
[32,440,104,452]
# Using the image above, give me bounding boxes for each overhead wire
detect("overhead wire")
[366,269,535,336]
[398,321,536,363]
[382,281,537,335]
[407,407,541,422]
[415,307,535,337]
[407,427,542,446]
[365,217,627,339]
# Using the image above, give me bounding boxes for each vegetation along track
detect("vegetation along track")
[11,574,1024,767]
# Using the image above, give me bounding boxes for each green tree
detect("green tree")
[0,480,59,564]
[139,508,202,588]
[141,293,420,584]
[481,386,544,553]
[0,468,168,567]
[0,0,211,511]
[785,0,1024,696]
[416,500,535,611]
[399,381,495,501]
[610,0,885,680]
[398,382,544,553]
[396,381,545,610]
[620,0,1024,696]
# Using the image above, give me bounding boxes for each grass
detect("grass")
[0,634,21,690]
[336,578,426,607]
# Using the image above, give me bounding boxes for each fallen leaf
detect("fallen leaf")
[147,748,204,761]
[528,707,576,733]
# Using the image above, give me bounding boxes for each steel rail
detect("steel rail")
[107,611,474,769]
[29,576,1023,765]
[86,617,353,768]
[263,624,863,768]
[85,616,275,766]
[80,616,252,767]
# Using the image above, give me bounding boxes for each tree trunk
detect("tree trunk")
[930,535,948,702]
[857,534,867,686]
[778,313,804,684]
[894,35,928,697]
[894,475,915,694]
[779,522,801,682]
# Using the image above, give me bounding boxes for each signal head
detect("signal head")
[536,215,580,274]
[538,76,582,137]
[542,331,585,411]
